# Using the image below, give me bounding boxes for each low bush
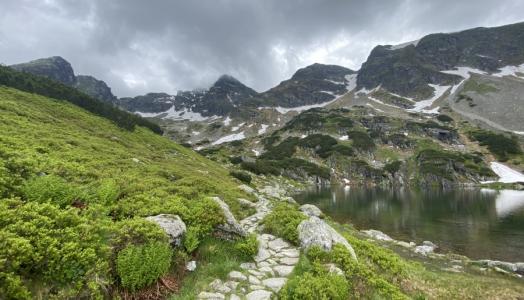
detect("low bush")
[229,170,252,184]
[241,160,280,176]
[279,264,349,300]
[347,130,375,151]
[21,175,84,208]
[116,241,172,292]
[183,227,201,253]
[262,203,307,244]
[235,234,259,259]
[436,114,453,123]
[468,129,522,161]
[229,156,243,164]
[384,160,402,174]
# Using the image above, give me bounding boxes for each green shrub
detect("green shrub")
[384,160,402,174]
[183,227,201,253]
[114,218,168,250]
[229,170,252,184]
[235,234,259,259]
[468,129,522,161]
[331,144,354,156]
[21,175,83,208]
[96,179,121,205]
[262,203,307,244]
[347,131,375,151]
[299,134,338,158]
[116,241,172,292]
[261,137,300,160]
[229,156,243,164]
[241,160,280,175]
[280,267,349,300]
[436,114,453,122]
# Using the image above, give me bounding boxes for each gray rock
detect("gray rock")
[300,204,322,217]
[145,214,186,246]
[228,271,247,281]
[198,291,225,299]
[297,216,357,260]
[262,277,287,292]
[249,275,261,285]
[361,229,393,242]
[246,289,272,300]
[273,265,294,276]
[230,294,241,300]
[211,197,247,238]
[240,262,257,270]
[279,257,299,266]
[325,263,344,276]
[254,247,271,262]
[186,260,197,271]
[209,279,231,293]
[238,198,256,208]
[414,241,437,256]
[239,184,256,195]
[268,238,290,251]
[474,260,518,273]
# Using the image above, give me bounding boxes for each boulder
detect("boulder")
[145,214,186,246]
[299,204,322,217]
[297,216,357,260]
[237,198,256,208]
[239,184,256,195]
[361,229,393,241]
[211,197,247,238]
[186,260,197,272]
[414,241,437,256]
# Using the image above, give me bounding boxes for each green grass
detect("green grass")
[462,79,499,94]
[0,86,251,298]
[172,238,247,300]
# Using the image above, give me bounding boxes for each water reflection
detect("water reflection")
[294,186,524,262]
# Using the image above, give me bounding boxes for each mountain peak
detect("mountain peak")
[10,56,76,86]
[291,63,355,81]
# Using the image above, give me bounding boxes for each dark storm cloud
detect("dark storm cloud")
[1,0,523,96]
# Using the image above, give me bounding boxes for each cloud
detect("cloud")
[1,0,523,97]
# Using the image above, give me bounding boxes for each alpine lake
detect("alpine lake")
[294,186,524,262]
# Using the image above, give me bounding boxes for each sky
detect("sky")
[1,0,523,97]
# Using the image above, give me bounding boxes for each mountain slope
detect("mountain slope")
[358,22,524,99]
[0,85,251,298]
[10,56,118,103]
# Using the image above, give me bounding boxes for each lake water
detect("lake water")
[294,186,524,262]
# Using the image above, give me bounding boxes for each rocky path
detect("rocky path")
[197,194,301,300]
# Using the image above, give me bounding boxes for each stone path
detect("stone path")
[197,194,301,300]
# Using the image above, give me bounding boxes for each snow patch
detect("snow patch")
[483,162,524,183]
[211,132,246,145]
[345,74,358,92]
[192,131,201,135]
[514,131,524,135]
[407,84,450,114]
[441,67,486,94]
[339,135,348,141]
[252,149,260,156]
[231,122,245,131]
[389,39,420,50]
[492,63,524,79]
[258,124,269,135]
[223,116,232,126]
[365,103,384,112]
[136,106,213,122]
[259,97,338,114]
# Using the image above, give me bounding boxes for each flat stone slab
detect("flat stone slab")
[246,289,272,300]
[279,257,299,265]
[262,277,287,292]
[229,271,247,281]
[273,265,294,277]
[268,238,290,250]
[197,292,225,299]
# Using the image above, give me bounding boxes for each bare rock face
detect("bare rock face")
[297,216,357,260]
[145,214,186,246]
[299,204,322,218]
[211,197,247,238]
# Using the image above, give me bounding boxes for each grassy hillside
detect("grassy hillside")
[0,86,251,298]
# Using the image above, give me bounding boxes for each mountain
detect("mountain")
[357,22,524,99]
[10,56,118,103]
[260,63,356,107]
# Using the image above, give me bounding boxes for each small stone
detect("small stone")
[325,263,344,276]
[240,262,256,270]
[257,261,271,268]
[268,238,290,251]
[361,229,393,242]
[281,249,300,258]
[209,279,231,293]
[250,285,266,291]
[249,275,261,285]
[230,294,241,300]
[259,266,274,275]
[254,248,271,262]
[186,260,197,272]
[145,214,186,246]
[262,277,287,292]
[229,271,247,281]
[273,265,294,277]
[279,257,299,266]
[198,291,225,299]
[248,269,264,277]
[224,281,239,290]
[238,198,256,208]
[131,158,140,163]
[246,289,272,300]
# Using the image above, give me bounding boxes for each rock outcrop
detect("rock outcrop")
[297,216,357,260]
[211,197,247,238]
[145,214,186,246]
[299,204,322,218]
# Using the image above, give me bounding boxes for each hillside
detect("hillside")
[0,85,254,298]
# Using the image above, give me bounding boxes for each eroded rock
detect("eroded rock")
[211,197,247,238]
[300,204,322,218]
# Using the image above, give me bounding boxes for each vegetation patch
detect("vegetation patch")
[468,129,522,161]
[229,170,252,184]
[346,130,375,151]
[262,203,307,244]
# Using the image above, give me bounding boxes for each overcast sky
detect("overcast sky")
[1,0,523,97]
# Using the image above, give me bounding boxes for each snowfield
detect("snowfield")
[407,84,450,114]
[136,106,213,122]
[484,162,524,183]
[211,131,246,145]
